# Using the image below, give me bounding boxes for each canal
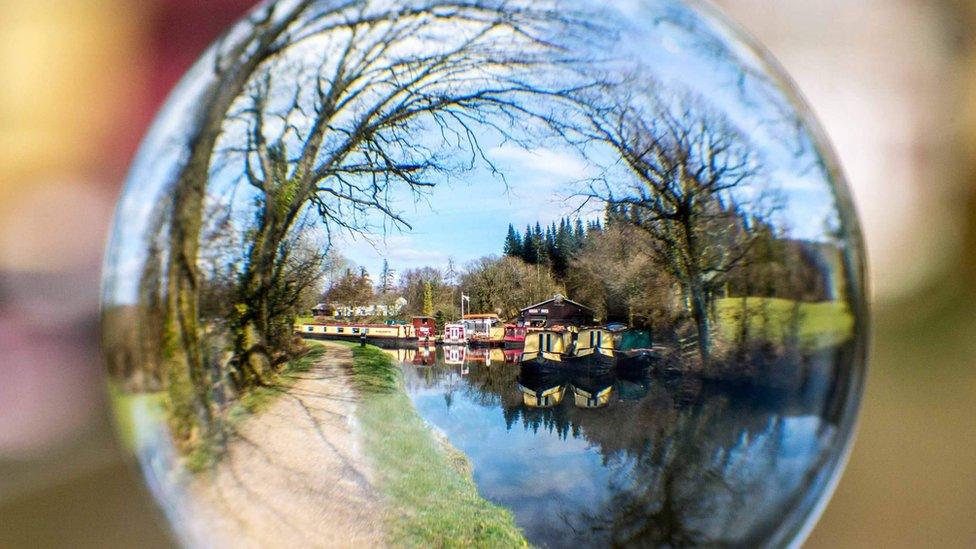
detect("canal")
[388,346,844,547]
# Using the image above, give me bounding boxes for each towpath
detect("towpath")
[185,342,386,548]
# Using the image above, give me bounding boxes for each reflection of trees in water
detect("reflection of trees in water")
[410,347,846,546]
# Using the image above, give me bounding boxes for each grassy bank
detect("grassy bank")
[333,341,527,547]
[715,298,854,350]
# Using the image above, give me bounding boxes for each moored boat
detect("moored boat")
[564,327,616,372]
[615,329,658,372]
[296,321,418,347]
[503,324,527,348]
[570,372,616,409]
[464,314,506,347]
[442,323,467,345]
[412,316,438,344]
[519,329,573,374]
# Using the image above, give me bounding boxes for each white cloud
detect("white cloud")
[489,145,594,185]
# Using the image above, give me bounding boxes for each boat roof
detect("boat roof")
[463,314,500,319]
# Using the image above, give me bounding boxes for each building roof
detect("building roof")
[519,295,594,314]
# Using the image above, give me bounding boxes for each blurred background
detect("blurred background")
[0,0,973,547]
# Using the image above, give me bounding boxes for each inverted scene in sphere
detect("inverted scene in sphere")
[101,1,867,547]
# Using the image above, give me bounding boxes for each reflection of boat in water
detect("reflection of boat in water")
[517,371,567,409]
[466,347,507,366]
[503,348,521,364]
[617,378,651,401]
[564,327,615,372]
[413,345,436,367]
[520,330,573,374]
[464,314,506,347]
[443,345,467,366]
[570,372,615,409]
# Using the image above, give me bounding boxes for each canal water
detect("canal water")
[389,346,843,547]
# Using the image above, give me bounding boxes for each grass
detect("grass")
[714,297,854,350]
[108,386,166,454]
[332,341,528,548]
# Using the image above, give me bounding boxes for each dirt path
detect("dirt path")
[185,343,387,548]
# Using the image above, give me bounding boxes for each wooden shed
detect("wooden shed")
[519,295,595,329]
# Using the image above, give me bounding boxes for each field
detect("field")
[715,297,855,350]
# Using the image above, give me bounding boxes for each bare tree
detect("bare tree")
[221,0,600,382]
[578,85,771,364]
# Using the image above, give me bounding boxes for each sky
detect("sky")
[104,0,846,305]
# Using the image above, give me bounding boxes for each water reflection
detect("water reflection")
[398,345,848,547]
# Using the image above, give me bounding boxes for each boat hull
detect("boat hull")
[518,353,565,375]
[562,351,615,373]
[300,332,420,349]
[616,349,658,373]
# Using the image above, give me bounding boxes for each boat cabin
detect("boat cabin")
[412,316,437,341]
[520,295,595,329]
[574,328,616,358]
[443,323,467,345]
[463,314,505,345]
[521,329,573,362]
[503,324,527,346]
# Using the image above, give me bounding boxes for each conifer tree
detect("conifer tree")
[504,224,523,257]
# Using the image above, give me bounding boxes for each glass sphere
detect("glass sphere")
[102,1,867,547]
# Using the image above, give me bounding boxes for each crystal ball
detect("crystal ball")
[101,1,867,546]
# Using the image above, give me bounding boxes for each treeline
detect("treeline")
[503,217,602,278]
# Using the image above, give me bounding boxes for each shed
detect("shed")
[519,295,595,328]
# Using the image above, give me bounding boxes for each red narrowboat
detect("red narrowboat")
[412,316,437,343]
[503,324,527,348]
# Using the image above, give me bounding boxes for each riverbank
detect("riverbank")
[333,341,528,547]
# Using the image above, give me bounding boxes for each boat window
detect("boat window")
[307,326,314,332]
[337,327,344,333]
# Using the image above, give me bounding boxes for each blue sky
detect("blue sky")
[105,0,845,304]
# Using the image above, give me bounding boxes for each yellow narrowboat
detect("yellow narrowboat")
[565,327,616,372]
[296,322,418,347]
[520,329,574,374]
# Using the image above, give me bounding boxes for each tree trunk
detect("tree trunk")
[689,280,711,366]
[158,3,312,438]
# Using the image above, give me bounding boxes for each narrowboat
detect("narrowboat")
[463,314,506,347]
[615,329,658,372]
[296,321,418,347]
[503,324,527,348]
[442,323,467,345]
[570,372,615,409]
[412,316,438,344]
[517,372,568,409]
[564,327,616,372]
[519,329,573,374]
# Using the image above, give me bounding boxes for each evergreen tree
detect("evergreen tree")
[422,281,435,317]
[503,224,523,257]
[521,224,536,263]
[574,218,586,246]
